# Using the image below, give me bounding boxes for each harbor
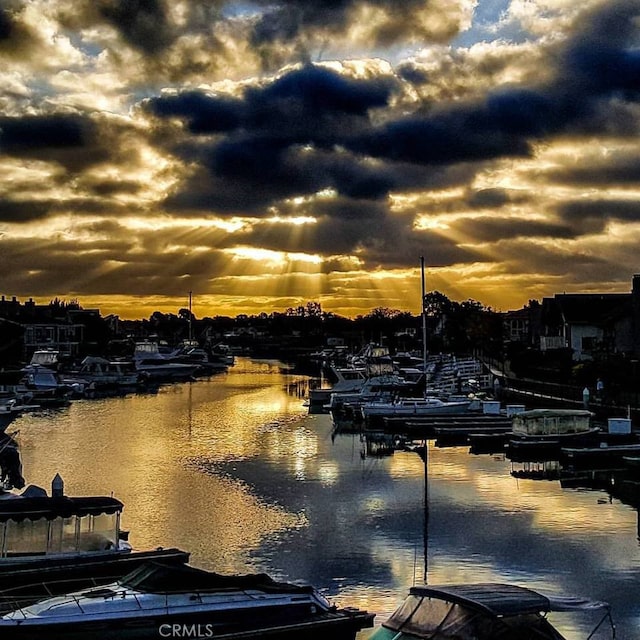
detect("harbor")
[2,357,638,638]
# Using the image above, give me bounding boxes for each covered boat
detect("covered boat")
[370,583,614,640]
[512,409,595,437]
[0,561,374,639]
[0,482,189,612]
[508,409,600,455]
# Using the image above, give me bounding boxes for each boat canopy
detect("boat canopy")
[374,584,610,640]
[0,497,123,522]
[120,561,315,595]
[512,409,593,436]
[408,584,609,615]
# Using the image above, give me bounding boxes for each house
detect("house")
[502,306,541,345]
[538,275,640,361]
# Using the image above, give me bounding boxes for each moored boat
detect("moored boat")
[72,356,139,390]
[362,396,472,420]
[0,560,374,639]
[507,409,600,455]
[0,478,189,612]
[369,582,614,640]
[133,340,200,381]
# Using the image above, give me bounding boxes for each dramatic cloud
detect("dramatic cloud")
[1,0,640,317]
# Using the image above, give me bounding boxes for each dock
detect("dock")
[380,413,512,438]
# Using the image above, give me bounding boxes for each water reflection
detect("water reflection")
[6,358,640,638]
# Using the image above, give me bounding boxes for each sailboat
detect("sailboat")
[360,257,472,422]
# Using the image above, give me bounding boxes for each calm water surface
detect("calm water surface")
[12,358,640,639]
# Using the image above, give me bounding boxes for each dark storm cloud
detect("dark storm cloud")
[146,91,245,133]
[347,1,640,166]
[449,216,576,242]
[0,199,51,223]
[147,64,394,138]
[550,155,640,186]
[0,9,13,40]
[556,199,640,231]
[348,104,533,166]
[149,65,405,211]
[98,0,174,54]
[0,115,89,151]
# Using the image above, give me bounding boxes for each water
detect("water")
[10,358,640,638]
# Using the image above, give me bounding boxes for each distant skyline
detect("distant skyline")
[1,1,640,319]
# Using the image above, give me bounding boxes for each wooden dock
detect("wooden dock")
[380,413,512,438]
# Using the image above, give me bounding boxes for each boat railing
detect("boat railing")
[0,582,130,618]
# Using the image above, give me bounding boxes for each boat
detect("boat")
[361,396,472,422]
[507,409,600,455]
[133,340,200,381]
[328,373,416,414]
[308,365,367,409]
[0,476,189,611]
[20,365,81,405]
[0,431,24,490]
[0,403,23,433]
[561,443,640,468]
[369,582,614,640]
[169,341,230,374]
[0,560,375,639]
[72,356,139,390]
[357,258,474,426]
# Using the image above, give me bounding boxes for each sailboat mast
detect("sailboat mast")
[188,291,193,342]
[421,256,427,384]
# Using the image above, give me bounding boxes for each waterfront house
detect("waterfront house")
[537,274,640,361]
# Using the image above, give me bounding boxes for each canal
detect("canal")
[10,358,640,638]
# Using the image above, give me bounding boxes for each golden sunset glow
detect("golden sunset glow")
[1,0,639,318]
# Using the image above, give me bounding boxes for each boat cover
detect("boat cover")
[120,562,316,595]
[377,584,610,640]
[0,497,123,522]
[408,584,609,615]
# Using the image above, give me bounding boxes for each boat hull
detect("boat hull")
[0,604,372,640]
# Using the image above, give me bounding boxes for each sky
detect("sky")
[1,0,640,319]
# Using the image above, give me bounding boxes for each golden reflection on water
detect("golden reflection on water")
[14,359,310,574]
[9,360,640,639]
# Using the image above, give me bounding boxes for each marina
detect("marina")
[0,357,638,638]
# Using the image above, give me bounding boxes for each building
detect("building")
[537,275,640,361]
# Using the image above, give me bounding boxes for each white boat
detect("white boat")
[370,582,614,640]
[0,561,374,639]
[21,365,83,404]
[361,395,472,419]
[133,340,200,380]
[73,356,139,389]
[309,365,367,407]
[169,341,230,374]
[328,373,415,412]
